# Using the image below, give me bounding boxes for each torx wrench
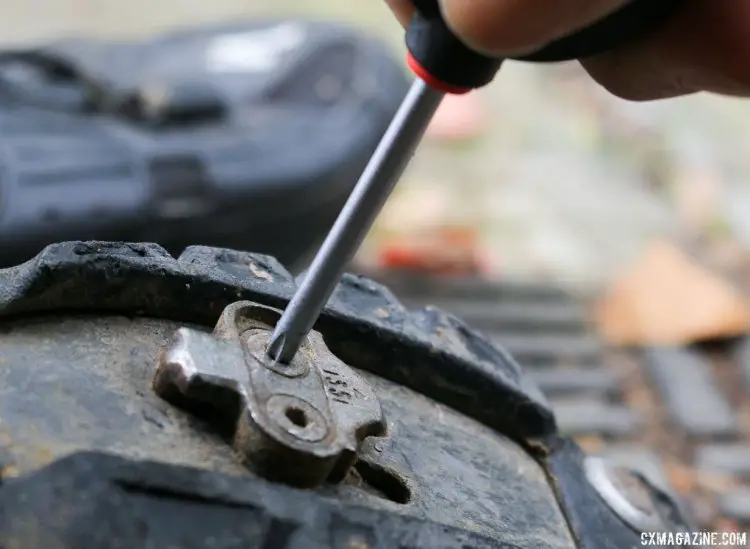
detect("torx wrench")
[267,79,444,364]
[267,0,684,364]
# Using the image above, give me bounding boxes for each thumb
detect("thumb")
[438,0,629,56]
[384,0,416,28]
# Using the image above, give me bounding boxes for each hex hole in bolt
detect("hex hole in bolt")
[352,459,411,504]
[285,407,308,428]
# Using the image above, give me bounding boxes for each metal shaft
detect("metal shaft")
[267,79,444,364]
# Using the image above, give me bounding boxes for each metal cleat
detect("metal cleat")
[153,300,386,488]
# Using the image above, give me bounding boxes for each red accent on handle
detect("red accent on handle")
[406,52,471,95]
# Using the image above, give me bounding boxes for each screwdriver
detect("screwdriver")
[267,0,683,365]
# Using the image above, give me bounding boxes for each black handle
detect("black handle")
[406,0,684,93]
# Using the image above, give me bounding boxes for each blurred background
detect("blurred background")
[5,0,750,289]
[3,0,750,538]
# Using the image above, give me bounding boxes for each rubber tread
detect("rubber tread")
[0,240,555,444]
[0,241,697,548]
[0,451,511,549]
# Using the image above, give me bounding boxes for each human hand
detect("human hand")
[385,0,750,100]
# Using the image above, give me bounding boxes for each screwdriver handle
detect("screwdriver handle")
[406,0,684,93]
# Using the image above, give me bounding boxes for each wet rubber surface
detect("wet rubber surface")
[0,241,696,547]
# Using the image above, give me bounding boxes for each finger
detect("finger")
[384,0,416,28]
[438,0,630,55]
[581,0,750,100]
